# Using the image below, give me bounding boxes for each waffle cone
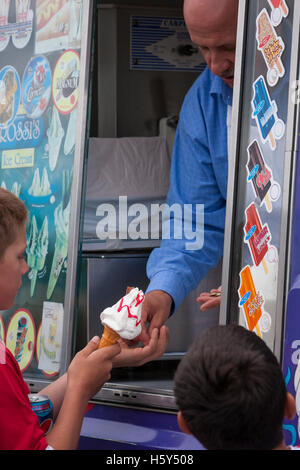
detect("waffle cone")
[98,325,120,348]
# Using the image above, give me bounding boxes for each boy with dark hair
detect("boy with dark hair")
[0,188,168,449]
[174,324,297,450]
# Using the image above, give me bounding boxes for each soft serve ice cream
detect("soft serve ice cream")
[99,287,145,348]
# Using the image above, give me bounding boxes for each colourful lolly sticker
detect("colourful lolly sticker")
[256,8,285,87]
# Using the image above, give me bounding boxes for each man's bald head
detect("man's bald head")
[184,0,239,29]
[183,0,239,87]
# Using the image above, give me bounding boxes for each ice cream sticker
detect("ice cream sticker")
[0,1,34,51]
[27,167,54,204]
[238,265,269,337]
[47,106,64,172]
[22,55,52,119]
[256,8,285,87]
[12,0,34,49]
[0,65,20,128]
[6,308,36,371]
[247,140,281,212]
[47,170,72,299]
[267,0,289,27]
[36,324,58,377]
[244,203,271,275]
[52,49,80,115]
[0,0,11,51]
[252,75,285,150]
[239,266,263,336]
[1,180,21,196]
[37,301,64,375]
[64,107,77,155]
[27,215,49,297]
[68,0,83,49]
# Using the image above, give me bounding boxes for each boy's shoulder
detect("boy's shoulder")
[0,340,23,376]
[0,339,6,364]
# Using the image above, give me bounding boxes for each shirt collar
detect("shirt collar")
[210,72,233,106]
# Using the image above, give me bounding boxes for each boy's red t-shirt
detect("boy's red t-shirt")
[0,342,48,450]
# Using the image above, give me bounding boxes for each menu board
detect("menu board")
[0,0,86,379]
[224,0,293,351]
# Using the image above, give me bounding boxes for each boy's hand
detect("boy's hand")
[112,325,169,367]
[67,337,120,400]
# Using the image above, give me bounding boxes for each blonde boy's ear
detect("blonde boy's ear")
[285,392,296,420]
[177,411,192,435]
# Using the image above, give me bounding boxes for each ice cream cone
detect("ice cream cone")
[99,287,144,344]
[98,325,120,349]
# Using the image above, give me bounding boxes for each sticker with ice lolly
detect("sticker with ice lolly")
[99,287,145,348]
[256,8,285,87]
[238,265,264,337]
[6,308,35,371]
[244,203,271,275]
[252,75,285,150]
[247,140,281,212]
[12,0,34,49]
[0,0,11,52]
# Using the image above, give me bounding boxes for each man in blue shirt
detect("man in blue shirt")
[140,0,239,344]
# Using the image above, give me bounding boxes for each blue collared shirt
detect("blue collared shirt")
[146,67,233,312]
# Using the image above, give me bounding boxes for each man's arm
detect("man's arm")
[143,72,229,340]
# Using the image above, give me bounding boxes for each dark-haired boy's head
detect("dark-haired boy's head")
[174,324,295,450]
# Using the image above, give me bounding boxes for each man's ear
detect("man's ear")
[285,392,296,420]
[177,411,192,435]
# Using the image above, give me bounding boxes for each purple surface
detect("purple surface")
[78,403,204,450]
[282,147,300,447]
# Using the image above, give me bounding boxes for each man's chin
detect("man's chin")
[222,76,234,88]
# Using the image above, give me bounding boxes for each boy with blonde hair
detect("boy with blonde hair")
[0,188,168,449]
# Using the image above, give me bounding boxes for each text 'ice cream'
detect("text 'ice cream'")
[99,287,145,348]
